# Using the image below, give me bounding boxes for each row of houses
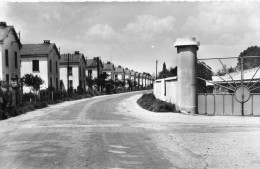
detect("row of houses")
[86,58,153,88]
[0,22,153,94]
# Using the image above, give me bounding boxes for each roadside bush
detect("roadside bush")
[137,93,176,112]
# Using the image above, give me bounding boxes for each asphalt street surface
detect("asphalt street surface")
[0,91,260,169]
[0,91,174,169]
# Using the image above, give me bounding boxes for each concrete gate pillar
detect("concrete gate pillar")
[174,37,199,114]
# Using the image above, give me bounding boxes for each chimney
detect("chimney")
[0,22,7,27]
[74,51,80,54]
[107,61,111,64]
[44,40,50,44]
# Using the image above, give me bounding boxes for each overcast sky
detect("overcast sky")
[1,1,260,74]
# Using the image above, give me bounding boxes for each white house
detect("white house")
[124,68,130,81]
[102,61,115,80]
[114,65,125,81]
[20,40,61,93]
[86,57,103,79]
[60,51,86,91]
[139,73,143,87]
[0,22,22,86]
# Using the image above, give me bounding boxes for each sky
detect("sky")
[1,0,260,75]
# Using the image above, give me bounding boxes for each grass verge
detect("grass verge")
[137,93,176,112]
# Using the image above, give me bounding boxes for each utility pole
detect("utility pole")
[67,53,70,92]
[156,60,158,79]
[96,57,100,91]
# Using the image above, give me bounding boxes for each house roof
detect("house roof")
[60,52,86,65]
[0,23,22,48]
[115,66,124,73]
[209,67,260,86]
[86,58,103,68]
[130,70,136,76]
[124,68,130,74]
[21,41,60,58]
[103,61,115,71]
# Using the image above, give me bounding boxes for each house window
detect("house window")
[88,70,92,78]
[69,80,73,88]
[50,77,52,88]
[14,52,18,68]
[6,74,9,84]
[79,67,81,77]
[32,60,39,72]
[49,60,52,73]
[56,78,58,90]
[56,61,58,73]
[115,74,118,80]
[5,49,8,67]
[68,66,72,76]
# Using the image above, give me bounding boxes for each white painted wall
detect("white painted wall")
[125,74,130,80]
[21,57,48,93]
[60,65,79,90]
[21,46,60,93]
[153,77,178,105]
[0,31,21,81]
[47,48,60,90]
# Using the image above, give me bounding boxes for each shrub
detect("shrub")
[137,93,176,112]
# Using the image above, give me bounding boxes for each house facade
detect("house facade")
[0,22,22,86]
[20,40,60,93]
[86,57,103,79]
[124,68,130,80]
[130,70,136,82]
[60,51,86,91]
[139,73,143,87]
[114,65,125,81]
[142,73,147,87]
[102,61,115,80]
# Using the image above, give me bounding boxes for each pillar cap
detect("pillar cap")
[174,37,200,48]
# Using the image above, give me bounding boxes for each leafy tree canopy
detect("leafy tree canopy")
[22,74,44,93]
[237,46,260,70]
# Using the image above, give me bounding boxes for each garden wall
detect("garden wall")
[153,77,178,105]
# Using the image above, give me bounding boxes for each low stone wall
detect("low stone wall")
[153,77,178,105]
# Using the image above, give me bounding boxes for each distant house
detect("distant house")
[0,22,22,86]
[124,68,130,80]
[60,51,86,91]
[114,65,125,81]
[139,73,143,87]
[209,67,260,93]
[142,73,147,87]
[130,70,136,82]
[102,61,115,80]
[86,57,103,79]
[20,40,60,92]
[135,72,139,83]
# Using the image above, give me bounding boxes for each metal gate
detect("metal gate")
[197,56,260,116]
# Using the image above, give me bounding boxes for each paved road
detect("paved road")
[0,91,175,169]
[1,91,260,169]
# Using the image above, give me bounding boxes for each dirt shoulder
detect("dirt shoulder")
[118,94,260,169]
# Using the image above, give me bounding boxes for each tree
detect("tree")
[126,79,133,90]
[169,66,177,77]
[158,63,177,78]
[237,46,260,70]
[86,77,95,90]
[197,62,213,93]
[22,74,44,102]
[94,72,109,92]
[216,64,236,76]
